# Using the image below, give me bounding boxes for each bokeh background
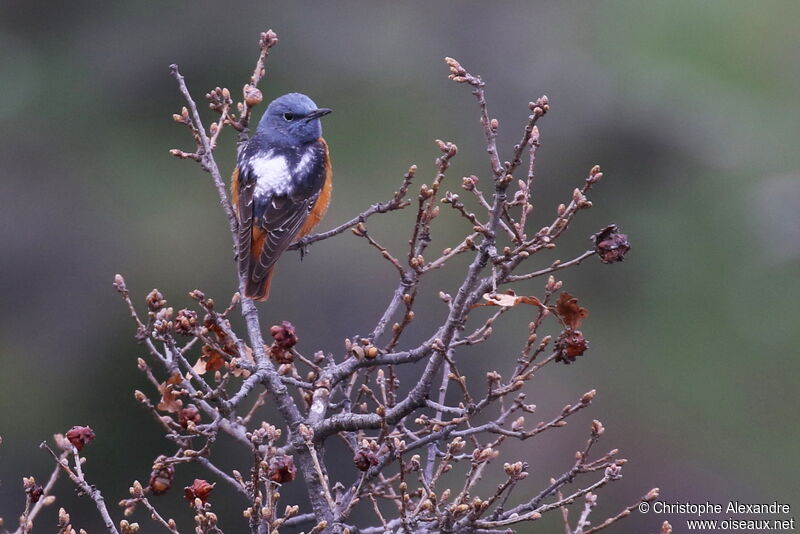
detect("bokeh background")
[2,1,798,531]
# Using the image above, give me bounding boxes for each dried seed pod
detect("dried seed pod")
[353,448,380,471]
[267,455,297,483]
[269,321,298,363]
[23,477,44,503]
[555,329,589,364]
[149,456,175,495]
[270,321,298,349]
[65,426,95,451]
[591,224,631,263]
[183,479,214,504]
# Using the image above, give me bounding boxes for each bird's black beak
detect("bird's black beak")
[305,108,332,121]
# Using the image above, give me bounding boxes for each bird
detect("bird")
[231,93,333,301]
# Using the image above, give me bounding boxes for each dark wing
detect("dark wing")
[250,191,320,283]
[234,165,257,282]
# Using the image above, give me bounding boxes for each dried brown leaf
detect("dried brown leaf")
[554,292,589,329]
[156,373,184,413]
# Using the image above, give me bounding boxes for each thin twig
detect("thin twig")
[40,443,120,534]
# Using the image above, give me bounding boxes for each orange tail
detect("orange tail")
[245,268,275,302]
[244,226,274,301]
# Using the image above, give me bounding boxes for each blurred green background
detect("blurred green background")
[2,1,798,532]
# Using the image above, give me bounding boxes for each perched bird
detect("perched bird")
[232,93,332,301]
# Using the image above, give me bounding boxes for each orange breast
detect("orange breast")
[298,139,332,238]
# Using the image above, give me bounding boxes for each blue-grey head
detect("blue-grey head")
[257,93,332,146]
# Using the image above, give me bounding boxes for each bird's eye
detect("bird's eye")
[283,112,294,121]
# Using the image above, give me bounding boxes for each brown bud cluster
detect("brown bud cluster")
[146,289,166,312]
[184,478,214,505]
[205,86,232,113]
[172,106,191,125]
[471,446,499,464]
[587,164,604,184]
[57,507,72,531]
[259,30,278,50]
[436,139,458,158]
[591,419,605,436]
[605,462,623,480]
[528,95,550,117]
[149,456,175,495]
[174,309,198,336]
[351,222,367,237]
[511,179,530,205]
[179,404,201,428]
[23,477,44,503]
[444,56,467,81]
[442,191,463,208]
[113,274,127,293]
[592,224,631,264]
[555,329,589,364]
[267,454,297,483]
[188,289,206,302]
[644,487,661,502]
[65,425,96,451]
[254,422,282,444]
[152,307,174,336]
[503,461,529,480]
[353,448,380,471]
[462,175,478,191]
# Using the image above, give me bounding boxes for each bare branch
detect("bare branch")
[40,442,120,534]
[30,32,643,534]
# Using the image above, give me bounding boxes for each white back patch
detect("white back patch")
[250,151,292,197]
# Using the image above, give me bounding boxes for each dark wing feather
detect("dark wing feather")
[251,192,319,282]
[235,166,257,281]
